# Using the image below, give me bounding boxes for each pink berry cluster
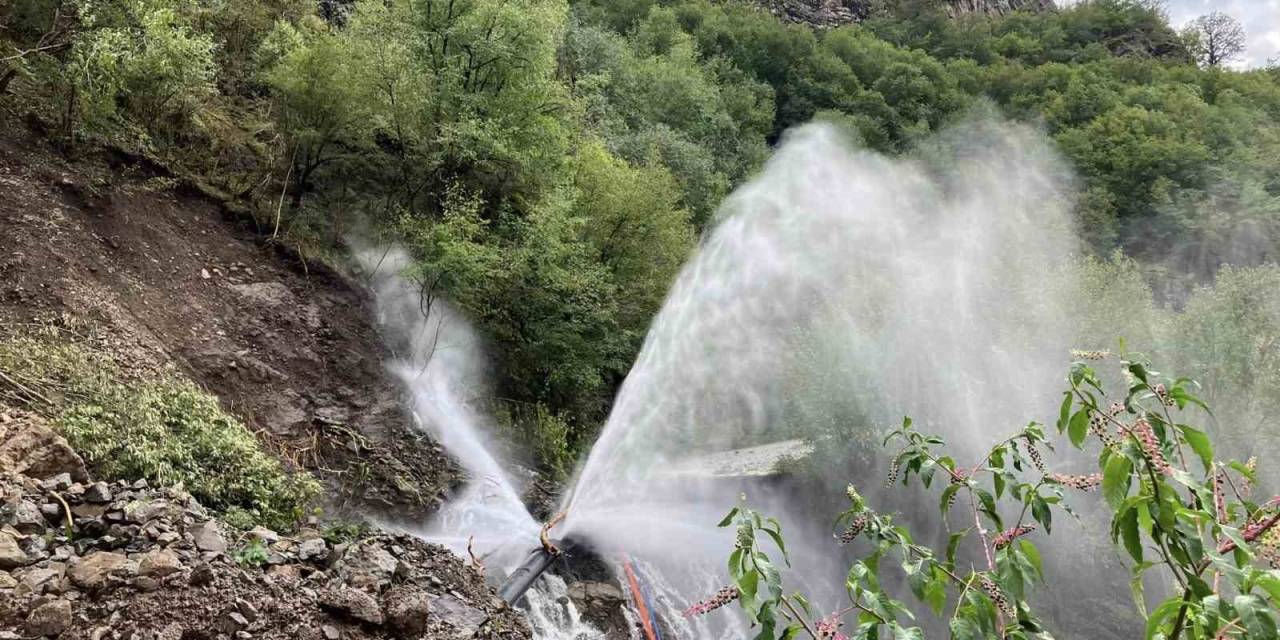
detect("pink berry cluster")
[815,612,849,640]
[1088,410,1120,448]
[1070,349,1111,360]
[884,457,901,488]
[944,467,972,511]
[1258,528,1280,569]
[993,524,1037,550]
[980,575,1016,620]
[1213,470,1228,521]
[839,513,868,545]
[682,586,740,618]
[1132,418,1172,475]
[1023,439,1045,473]
[1047,473,1102,491]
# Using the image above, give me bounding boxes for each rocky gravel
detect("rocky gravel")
[0,464,529,640]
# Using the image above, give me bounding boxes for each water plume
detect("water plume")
[559,118,1093,631]
[356,247,540,568]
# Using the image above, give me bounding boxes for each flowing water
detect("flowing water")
[364,119,1132,638]
[358,247,604,639]
[358,249,537,564]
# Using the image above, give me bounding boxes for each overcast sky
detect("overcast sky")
[1162,0,1279,68]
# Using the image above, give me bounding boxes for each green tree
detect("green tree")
[67,0,218,140]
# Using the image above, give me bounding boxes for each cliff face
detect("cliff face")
[762,0,871,27]
[944,0,1056,18]
[763,0,1056,28]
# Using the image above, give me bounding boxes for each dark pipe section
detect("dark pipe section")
[498,546,559,604]
[498,537,584,604]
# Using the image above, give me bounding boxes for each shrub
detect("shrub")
[0,323,318,531]
[68,0,218,138]
[233,538,270,567]
[58,379,319,531]
[493,400,576,480]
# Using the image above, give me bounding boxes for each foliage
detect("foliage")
[1171,266,1280,476]
[495,401,578,480]
[0,324,319,531]
[322,520,374,544]
[233,538,270,567]
[5,0,1280,475]
[68,0,218,138]
[699,355,1280,639]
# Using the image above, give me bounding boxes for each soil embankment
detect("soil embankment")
[0,112,454,520]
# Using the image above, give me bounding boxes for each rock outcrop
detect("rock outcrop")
[763,0,871,27]
[944,0,1055,18]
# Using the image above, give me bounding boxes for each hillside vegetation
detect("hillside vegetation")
[2,0,1278,473]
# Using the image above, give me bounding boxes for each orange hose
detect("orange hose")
[623,558,658,640]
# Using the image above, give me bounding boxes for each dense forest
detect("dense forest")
[2,0,1278,477]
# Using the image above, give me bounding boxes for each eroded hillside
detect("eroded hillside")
[0,111,453,522]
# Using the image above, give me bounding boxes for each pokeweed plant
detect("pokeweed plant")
[686,353,1280,639]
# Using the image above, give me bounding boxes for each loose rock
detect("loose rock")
[0,533,29,569]
[319,587,383,625]
[137,549,182,578]
[297,537,327,562]
[68,552,133,591]
[189,521,226,554]
[82,482,112,504]
[383,585,432,634]
[25,599,71,637]
[432,595,488,638]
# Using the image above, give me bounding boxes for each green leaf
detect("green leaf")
[1256,573,1280,607]
[1236,594,1279,639]
[1118,506,1143,563]
[940,484,960,515]
[950,616,983,640]
[1176,424,1214,474]
[718,508,740,528]
[1032,496,1052,534]
[762,527,790,566]
[908,563,928,601]
[924,574,948,616]
[1019,540,1043,579]
[976,489,998,521]
[1129,572,1146,618]
[757,556,783,600]
[1068,409,1089,448]
[1145,597,1183,640]
[1057,392,1073,432]
[738,568,760,609]
[946,531,968,568]
[1103,454,1133,510]
[893,625,923,640]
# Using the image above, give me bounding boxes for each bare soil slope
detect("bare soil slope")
[0,111,454,521]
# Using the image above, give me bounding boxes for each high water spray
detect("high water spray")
[364,117,1146,639]
[556,119,1091,635]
